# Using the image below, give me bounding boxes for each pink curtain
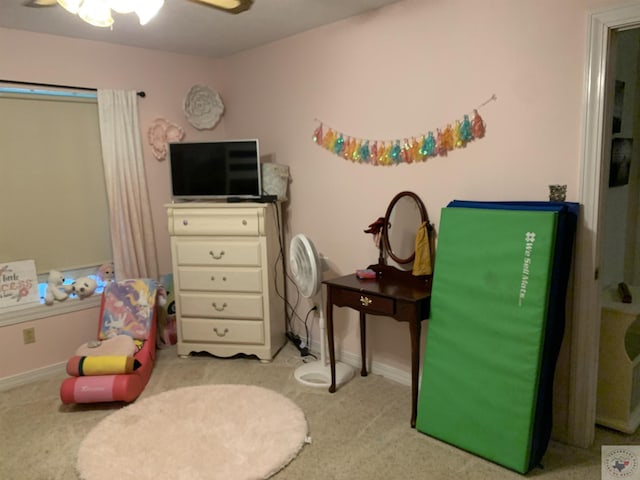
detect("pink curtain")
[97,90,159,280]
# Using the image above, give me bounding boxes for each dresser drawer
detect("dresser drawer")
[174,239,262,266]
[169,208,262,236]
[179,292,263,319]
[333,289,395,316]
[181,318,264,344]
[177,266,263,293]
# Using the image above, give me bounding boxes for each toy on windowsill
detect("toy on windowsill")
[98,262,115,283]
[70,277,97,299]
[44,270,69,305]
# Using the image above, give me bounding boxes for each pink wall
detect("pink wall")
[0,0,624,382]
[0,27,229,378]
[222,0,620,371]
[0,308,101,378]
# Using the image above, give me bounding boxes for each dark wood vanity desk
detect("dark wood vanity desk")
[323,264,432,428]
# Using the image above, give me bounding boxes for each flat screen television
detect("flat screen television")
[169,139,261,200]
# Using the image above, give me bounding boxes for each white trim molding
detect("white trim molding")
[0,344,412,394]
[308,338,412,386]
[0,362,66,392]
[574,2,640,448]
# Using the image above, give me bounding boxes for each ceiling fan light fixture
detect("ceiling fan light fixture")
[190,0,253,14]
[207,0,241,8]
[56,0,83,14]
[135,0,164,25]
[52,0,251,28]
[23,0,58,7]
[78,0,114,27]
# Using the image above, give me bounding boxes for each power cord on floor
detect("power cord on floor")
[286,331,310,357]
[286,305,317,357]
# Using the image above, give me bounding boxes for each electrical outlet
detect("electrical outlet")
[313,303,320,314]
[23,327,36,344]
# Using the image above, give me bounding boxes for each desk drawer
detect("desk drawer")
[334,289,395,316]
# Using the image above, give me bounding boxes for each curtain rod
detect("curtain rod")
[0,79,146,97]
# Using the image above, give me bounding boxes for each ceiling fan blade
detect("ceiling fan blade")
[22,0,58,7]
[187,0,253,14]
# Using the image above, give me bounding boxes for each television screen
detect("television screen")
[169,139,261,200]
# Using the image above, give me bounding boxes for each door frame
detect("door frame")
[573,3,640,448]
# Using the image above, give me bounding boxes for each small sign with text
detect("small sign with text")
[0,260,39,308]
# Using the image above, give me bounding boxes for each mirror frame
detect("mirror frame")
[382,191,429,265]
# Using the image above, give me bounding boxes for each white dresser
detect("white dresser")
[166,202,286,361]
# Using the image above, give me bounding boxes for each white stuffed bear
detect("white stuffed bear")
[44,270,69,305]
[70,276,97,299]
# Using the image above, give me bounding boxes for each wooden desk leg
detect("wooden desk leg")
[409,316,421,428]
[326,287,337,394]
[359,311,368,377]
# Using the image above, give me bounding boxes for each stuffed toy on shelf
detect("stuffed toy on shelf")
[97,262,115,283]
[70,277,97,299]
[44,270,69,305]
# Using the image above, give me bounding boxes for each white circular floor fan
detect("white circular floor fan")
[289,234,353,388]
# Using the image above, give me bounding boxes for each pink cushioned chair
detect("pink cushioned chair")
[60,278,159,404]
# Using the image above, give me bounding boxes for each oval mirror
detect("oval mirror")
[383,191,428,265]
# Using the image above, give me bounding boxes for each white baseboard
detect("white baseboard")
[309,339,412,387]
[0,362,66,392]
[0,344,413,392]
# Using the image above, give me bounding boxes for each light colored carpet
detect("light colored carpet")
[77,385,308,480]
[1,343,639,480]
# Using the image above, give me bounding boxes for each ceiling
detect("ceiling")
[0,0,402,58]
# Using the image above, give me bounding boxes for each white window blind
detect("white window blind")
[0,92,112,274]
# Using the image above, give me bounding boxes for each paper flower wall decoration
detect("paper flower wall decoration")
[183,85,224,130]
[148,118,185,161]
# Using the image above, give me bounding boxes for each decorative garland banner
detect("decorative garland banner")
[312,94,495,166]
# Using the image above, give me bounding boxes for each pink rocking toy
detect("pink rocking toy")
[60,278,159,404]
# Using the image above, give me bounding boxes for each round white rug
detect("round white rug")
[77,384,309,480]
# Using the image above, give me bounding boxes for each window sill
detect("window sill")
[0,296,101,327]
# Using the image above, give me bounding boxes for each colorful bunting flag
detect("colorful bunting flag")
[312,96,495,166]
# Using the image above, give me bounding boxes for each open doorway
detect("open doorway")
[574,5,640,448]
[597,25,640,436]
[601,28,640,289]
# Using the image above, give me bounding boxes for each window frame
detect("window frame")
[0,86,111,326]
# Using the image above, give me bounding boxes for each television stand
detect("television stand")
[165,201,286,361]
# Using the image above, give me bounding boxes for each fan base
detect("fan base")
[294,360,353,388]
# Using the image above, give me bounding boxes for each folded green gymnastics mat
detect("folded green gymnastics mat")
[446,200,578,468]
[416,207,557,474]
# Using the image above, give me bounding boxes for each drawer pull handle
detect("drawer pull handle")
[214,328,229,337]
[212,302,228,311]
[360,296,372,307]
[209,250,225,260]
[210,276,228,282]
[242,219,247,225]
[182,219,189,226]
